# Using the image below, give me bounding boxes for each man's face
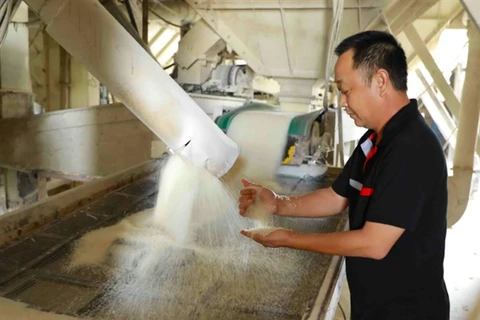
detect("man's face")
[334,50,379,129]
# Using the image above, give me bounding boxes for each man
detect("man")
[239,30,450,320]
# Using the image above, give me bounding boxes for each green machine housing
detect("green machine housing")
[214,102,328,178]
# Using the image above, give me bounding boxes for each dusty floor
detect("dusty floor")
[333,194,480,320]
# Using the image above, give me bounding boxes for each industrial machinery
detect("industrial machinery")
[0,0,373,318]
[215,102,333,180]
[168,0,368,176]
[21,0,240,179]
[0,159,348,320]
[8,0,480,319]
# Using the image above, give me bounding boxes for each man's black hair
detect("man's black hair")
[334,30,408,91]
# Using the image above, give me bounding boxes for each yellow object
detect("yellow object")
[282,145,296,164]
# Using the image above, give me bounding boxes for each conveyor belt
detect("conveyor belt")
[0,170,347,320]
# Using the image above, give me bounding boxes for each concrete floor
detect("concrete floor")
[333,194,480,320]
[445,194,480,320]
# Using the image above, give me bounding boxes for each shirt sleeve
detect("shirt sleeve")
[365,149,439,231]
[331,152,355,198]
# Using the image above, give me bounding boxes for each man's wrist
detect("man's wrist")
[275,195,290,216]
[283,230,298,248]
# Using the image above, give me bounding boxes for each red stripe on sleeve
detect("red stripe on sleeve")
[360,187,374,196]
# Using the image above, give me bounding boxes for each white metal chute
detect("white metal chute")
[24,0,239,178]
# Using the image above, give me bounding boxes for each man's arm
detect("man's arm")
[287,221,404,259]
[242,145,436,259]
[275,187,348,218]
[241,221,404,260]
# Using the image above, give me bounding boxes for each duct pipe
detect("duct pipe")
[447,21,480,227]
[24,0,239,178]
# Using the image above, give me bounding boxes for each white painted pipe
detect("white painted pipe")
[447,21,480,227]
[24,0,239,178]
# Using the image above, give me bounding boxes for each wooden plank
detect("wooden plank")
[0,159,160,247]
[0,103,137,135]
[0,104,153,177]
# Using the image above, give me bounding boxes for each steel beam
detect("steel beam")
[415,68,457,148]
[404,24,461,120]
[364,0,439,35]
[185,0,267,75]
[407,4,464,67]
[460,0,480,32]
[190,0,380,10]
[148,26,166,46]
[154,32,180,60]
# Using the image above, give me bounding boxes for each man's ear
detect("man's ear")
[374,69,389,97]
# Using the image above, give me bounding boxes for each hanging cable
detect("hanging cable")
[148,6,182,28]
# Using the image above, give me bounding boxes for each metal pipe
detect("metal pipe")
[123,0,138,32]
[447,21,480,227]
[24,0,239,177]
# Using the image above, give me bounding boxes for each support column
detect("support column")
[448,21,480,227]
[70,57,100,108]
[0,2,34,118]
[5,170,22,210]
[142,0,149,43]
[59,46,71,109]
[0,3,41,212]
[0,170,6,215]
[44,33,61,111]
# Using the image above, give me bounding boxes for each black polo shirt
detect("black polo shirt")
[332,99,450,319]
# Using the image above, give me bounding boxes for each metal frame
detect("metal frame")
[407,4,464,67]
[460,0,480,32]
[189,0,380,10]
[404,24,461,120]
[0,160,160,246]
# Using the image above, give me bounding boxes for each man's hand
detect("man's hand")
[240,229,295,248]
[238,178,278,216]
[240,221,405,259]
